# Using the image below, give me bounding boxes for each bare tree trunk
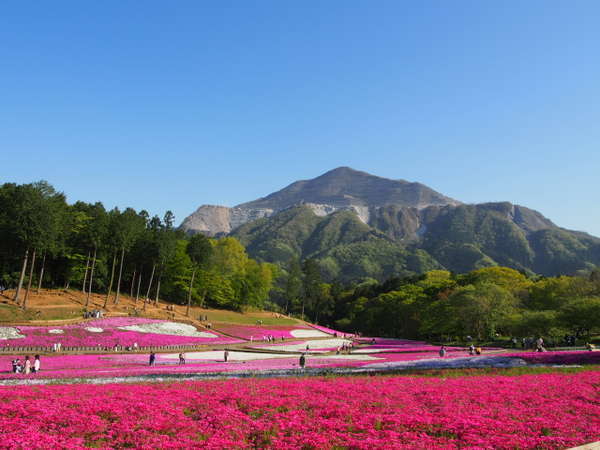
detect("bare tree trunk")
[135,271,142,306]
[104,253,117,309]
[14,249,29,303]
[143,264,155,311]
[114,247,125,305]
[36,252,46,293]
[186,268,196,317]
[154,263,163,306]
[85,247,97,310]
[130,269,136,299]
[82,251,90,293]
[155,276,161,306]
[22,249,36,309]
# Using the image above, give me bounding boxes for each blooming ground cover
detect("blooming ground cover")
[248,338,353,352]
[0,371,598,448]
[0,318,242,348]
[213,323,330,340]
[354,337,466,353]
[5,347,598,381]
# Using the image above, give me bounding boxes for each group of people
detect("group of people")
[83,310,102,319]
[468,345,482,356]
[11,355,41,374]
[336,342,354,354]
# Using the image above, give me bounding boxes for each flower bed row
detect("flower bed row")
[0,372,598,448]
[0,346,497,380]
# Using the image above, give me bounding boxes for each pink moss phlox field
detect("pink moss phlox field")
[0,348,478,380]
[213,324,315,340]
[502,350,600,365]
[355,337,465,353]
[1,318,241,348]
[0,372,599,448]
[307,323,352,336]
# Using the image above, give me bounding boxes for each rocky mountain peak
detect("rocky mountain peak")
[180,168,461,236]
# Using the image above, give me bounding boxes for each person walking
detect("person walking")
[439,346,447,358]
[33,355,41,373]
[149,352,156,366]
[536,337,545,352]
[24,356,31,374]
[299,353,306,369]
[224,350,229,362]
[178,353,185,365]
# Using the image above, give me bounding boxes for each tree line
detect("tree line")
[278,260,600,343]
[0,181,275,312]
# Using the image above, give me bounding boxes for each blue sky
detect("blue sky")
[2,1,599,235]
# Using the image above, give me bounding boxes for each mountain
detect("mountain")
[181,168,600,280]
[180,167,460,236]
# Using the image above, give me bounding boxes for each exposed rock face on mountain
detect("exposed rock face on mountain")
[181,167,600,280]
[180,167,460,236]
[180,205,273,236]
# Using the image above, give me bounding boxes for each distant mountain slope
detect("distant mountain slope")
[182,168,600,280]
[232,205,441,280]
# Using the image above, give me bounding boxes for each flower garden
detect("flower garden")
[1,317,599,448]
[0,371,599,448]
[0,317,242,348]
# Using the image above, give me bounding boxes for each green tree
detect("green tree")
[186,234,213,315]
[447,282,517,339]
[284,258,302,314]
[302,258,322,320]
[112,208,146,305]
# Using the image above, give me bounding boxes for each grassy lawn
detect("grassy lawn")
[199,308,300,326]
[0,302,83,322]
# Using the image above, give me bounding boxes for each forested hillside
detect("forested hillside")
[0,181,275,312]
[278,265,600,342]
[233,203,600,282]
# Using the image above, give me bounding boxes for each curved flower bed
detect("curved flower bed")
[0,347,490,381]
[307,324,354,337]
[0,318,242,348]
[501,350,600,365]
[0,372,598,448]
[213,324,329,340]
[250,338,353,353]
[355,337,466,353]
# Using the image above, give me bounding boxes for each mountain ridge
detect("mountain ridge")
[180,167,461,236]
[180,167,600,279]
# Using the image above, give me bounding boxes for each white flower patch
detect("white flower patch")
[118,321,218,338]
[0,327,25,340]
[48,329,64,334]
[252,338,352,353]
[85,327,104,333]
[162,351,294,362]
[290,329,329,338]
